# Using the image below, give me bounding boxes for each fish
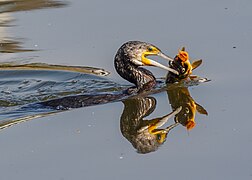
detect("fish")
[166,47,203,83]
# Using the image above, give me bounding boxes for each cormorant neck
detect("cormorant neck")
[114,51,156,93]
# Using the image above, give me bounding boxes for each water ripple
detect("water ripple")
[0,69,127,120]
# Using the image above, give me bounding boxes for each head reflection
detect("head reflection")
[120,97,180,154]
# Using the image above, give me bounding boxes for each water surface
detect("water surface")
[0,0,251,180]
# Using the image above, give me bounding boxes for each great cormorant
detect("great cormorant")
[114,41,179,94]
[41,41,180,109]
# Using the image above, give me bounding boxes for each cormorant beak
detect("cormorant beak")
[157,52,174,61]
[141,51,179,75]
[138,106,182,134]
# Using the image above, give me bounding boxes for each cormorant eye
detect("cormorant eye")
[148,47,153,51]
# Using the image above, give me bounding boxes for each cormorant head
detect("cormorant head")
[122,41,179,75]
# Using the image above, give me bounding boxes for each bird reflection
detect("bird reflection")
[120,86,208,153]
[120,96,181,154]
[167,87,208,130]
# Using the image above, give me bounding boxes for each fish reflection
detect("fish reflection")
[167,87,208,130]
[120,96,181,154]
